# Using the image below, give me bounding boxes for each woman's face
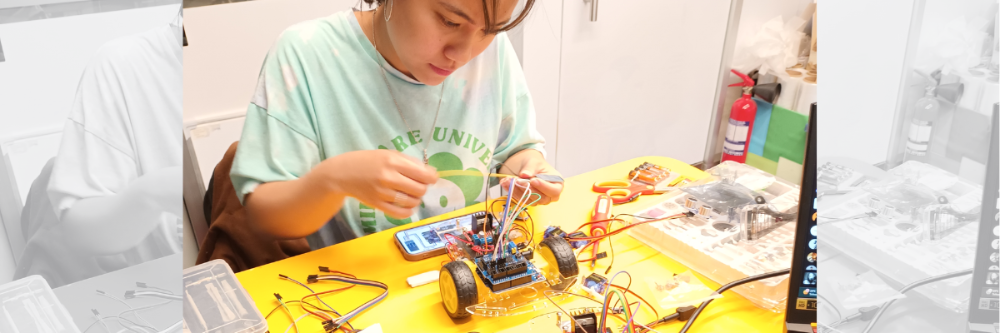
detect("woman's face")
[386,0,518,85]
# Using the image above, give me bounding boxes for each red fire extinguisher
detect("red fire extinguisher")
[721,69,757,164]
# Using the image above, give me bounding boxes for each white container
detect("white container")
[0,275,79,333]
[182,260,266,333]
[628,162,800,312]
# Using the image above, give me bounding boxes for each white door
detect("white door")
[555,0,735,176]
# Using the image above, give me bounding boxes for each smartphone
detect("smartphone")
[394,212,481,261]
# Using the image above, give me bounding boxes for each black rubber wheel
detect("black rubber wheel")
[440,261,478,319]
[539,237,579,290]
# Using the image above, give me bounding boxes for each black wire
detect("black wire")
[679,268,791,333]
[860,268,973,333]
[641,312,680,332]
[265,300,337,319]
[280,274,345,317]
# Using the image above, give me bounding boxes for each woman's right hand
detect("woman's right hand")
[311,150,439,219]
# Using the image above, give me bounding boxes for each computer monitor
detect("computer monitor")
[966,103,999,333]
[785,103,817,333]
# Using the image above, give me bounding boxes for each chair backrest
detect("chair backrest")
[183,116,246,247]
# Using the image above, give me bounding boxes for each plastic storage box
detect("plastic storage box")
[183,260,266,333]
[0,275,78,333]
[820,160,981,312]
[629,161,800,312]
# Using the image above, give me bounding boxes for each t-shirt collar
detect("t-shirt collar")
[348,9,425,86]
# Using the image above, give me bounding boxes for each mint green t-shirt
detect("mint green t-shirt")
[231,10,546,237]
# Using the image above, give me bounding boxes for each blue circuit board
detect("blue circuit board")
[475,253,545,292]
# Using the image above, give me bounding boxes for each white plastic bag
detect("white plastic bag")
[645,271,722,309]
[836,271,905,309]
[732,15,808,78]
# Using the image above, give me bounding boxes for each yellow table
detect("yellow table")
[236,156,786,333]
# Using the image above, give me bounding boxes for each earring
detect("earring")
[383,0,393,21]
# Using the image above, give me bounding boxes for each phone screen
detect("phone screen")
[395,213,477,255]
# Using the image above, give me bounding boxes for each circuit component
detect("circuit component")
[866,197,895,218]
[556,308,603,333]
[737,204,796,242]
[915,204,978,241]
[629,162,671,185]
[582,273,609,298]
[475,253,535,292]
[571,310,599,333]
[544,226,568,239]
[819,162,854,186]
[567,231,589,249]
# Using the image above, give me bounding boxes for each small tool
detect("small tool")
[592,163,687,204]
[589,194,613,269]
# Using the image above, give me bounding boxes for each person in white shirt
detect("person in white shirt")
[14,9,183,287]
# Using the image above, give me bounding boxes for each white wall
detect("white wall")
[520,0,563,167]
[820,0,916,164]
[183,0,359,125]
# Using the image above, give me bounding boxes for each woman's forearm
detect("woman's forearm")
[58,166,181,255]
[243,170,346,240]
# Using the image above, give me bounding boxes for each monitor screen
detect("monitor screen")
[967,104,999,333]
[786,103,818,330]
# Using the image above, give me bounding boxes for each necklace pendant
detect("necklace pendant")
[423,149,429,165]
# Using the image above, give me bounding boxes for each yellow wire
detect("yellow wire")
[436,170,510,178]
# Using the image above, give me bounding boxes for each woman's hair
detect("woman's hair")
[362,0,536,34]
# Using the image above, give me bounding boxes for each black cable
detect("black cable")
[279,274,345,316]
[860,268,973,333]
[679,268,791,333]
[641,312,680,332]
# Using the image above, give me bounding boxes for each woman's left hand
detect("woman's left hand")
[500,150,563,205]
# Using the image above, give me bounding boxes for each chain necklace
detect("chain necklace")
[371,9,444,165]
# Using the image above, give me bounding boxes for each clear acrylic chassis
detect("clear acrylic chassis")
[820,160,981,312]
[628,161,801,312]
[462,244,577,318]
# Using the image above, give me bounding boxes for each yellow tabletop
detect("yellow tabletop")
[236,156,786,333]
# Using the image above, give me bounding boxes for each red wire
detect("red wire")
[297,284,356,321]
[444,232,491,253]
[567,214,686,242]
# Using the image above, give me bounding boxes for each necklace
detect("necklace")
[371,9,444,165]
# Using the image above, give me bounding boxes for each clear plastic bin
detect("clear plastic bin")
[0,275,78,333]
[628,161,800,312]
[182,260,266,333]
[820,161,981,312]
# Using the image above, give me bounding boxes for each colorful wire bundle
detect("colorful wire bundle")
[310,274,389,328]
[599,271,637,333]
[278,273,358,332]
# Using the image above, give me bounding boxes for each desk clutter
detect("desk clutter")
[181,159,806,333]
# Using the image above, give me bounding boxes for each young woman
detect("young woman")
[231,0,562,245]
